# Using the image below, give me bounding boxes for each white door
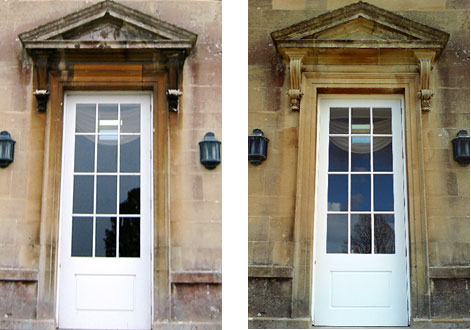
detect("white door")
[313,97,409,326]
[58,93,152,329]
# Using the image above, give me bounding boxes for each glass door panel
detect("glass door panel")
[325,105,396,254]
[71,102,142,258]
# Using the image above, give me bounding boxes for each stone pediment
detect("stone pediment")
[271,1,450,112]
[271,1,448,52]
[19,0,197,51]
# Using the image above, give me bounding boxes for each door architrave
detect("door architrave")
[291,69,429,325]
[35,66,171,327]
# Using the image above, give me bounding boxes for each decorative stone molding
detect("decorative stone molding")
[415,50,435,112]
[166,89,183,112]
[287,52,305,111]
[19,0,197,112]
[271,1,449,112]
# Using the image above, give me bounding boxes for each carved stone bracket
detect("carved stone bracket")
[286,51,306,111]
[414,50,436,112]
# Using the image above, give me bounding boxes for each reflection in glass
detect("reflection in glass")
[98,104,118,134]
[373,137,393,172]
[120,176,140,214]
[329,108,349,134]
[328,175,348,211]
[329,137,348,172]
[73,175,94,214]
[96,176,117,214]
[351,175,371,211]
[351,136,370,171]
[74,135,95,172]
[121,104,141,133]
[374,214,395,254]
[76,104,96,133]
[120,136,140,173]
[373,108,392,134]
[72,217,93,257]
[97,135,118,172]
[327,214,348,253]
[119,217,140,257]
[374,175,394,211]
[351,214,371,254]
[95,217,116,257]
[352,108,370,134]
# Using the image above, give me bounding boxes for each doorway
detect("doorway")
[57,93,153,329]
[313,96,409,326]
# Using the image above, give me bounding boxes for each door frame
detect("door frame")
[287,69,431,324]
[55,91,155,328]
[311,94,411,326]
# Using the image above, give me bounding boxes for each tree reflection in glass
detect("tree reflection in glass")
[374,214,395,254]
[351,214,371,253]
[119,186,141,257]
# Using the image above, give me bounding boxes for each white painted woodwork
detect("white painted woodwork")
[313,96,409,326]
[57,93,152,330]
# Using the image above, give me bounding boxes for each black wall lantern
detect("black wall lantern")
[248,128,269,165]
[0,131,16,168]
[199,132,221,169]
[452,130,470,166]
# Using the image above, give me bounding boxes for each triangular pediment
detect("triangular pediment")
[19,0,197,50]
[272,1,448,52]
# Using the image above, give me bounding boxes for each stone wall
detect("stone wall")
[248,0,469,328]
[0,0,221,329]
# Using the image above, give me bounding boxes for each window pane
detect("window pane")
[95,217,116,257]
[120,176,140,214]
[73,175,94,214]
[351,214,371,254]
[374,214,395,254]
[72,217,93,257]
[351,108,370,134]
[119,217,140,258]
[98,104,118,134]
[374,175,394,211]
[373,108,392,134]
[328,174,348,211]
[351,174,371,211]
[121,104,140,133]
[97,135,118,173]
[329,108,349,134]
[120,136,140,173]
[373,137,393,172]
[327,214,348,253]
[96,175,117,214]
[74,135,95,172]
[329,137,348,172]
[351,136,370,171]
[76,104,96,133]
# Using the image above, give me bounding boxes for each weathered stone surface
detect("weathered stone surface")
[248,278,292,317]
[171,283,221,321]
[431,279,470,318]
[0,281,37,319]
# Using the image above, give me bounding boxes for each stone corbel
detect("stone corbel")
[414,50,436,112]
[285,50,306,111]
[33,53,50,112]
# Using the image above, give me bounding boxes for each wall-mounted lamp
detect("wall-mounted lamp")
[0,131,16,168]
[199,132,221,170]
[452,130,470,166]
[248,129,269,165]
